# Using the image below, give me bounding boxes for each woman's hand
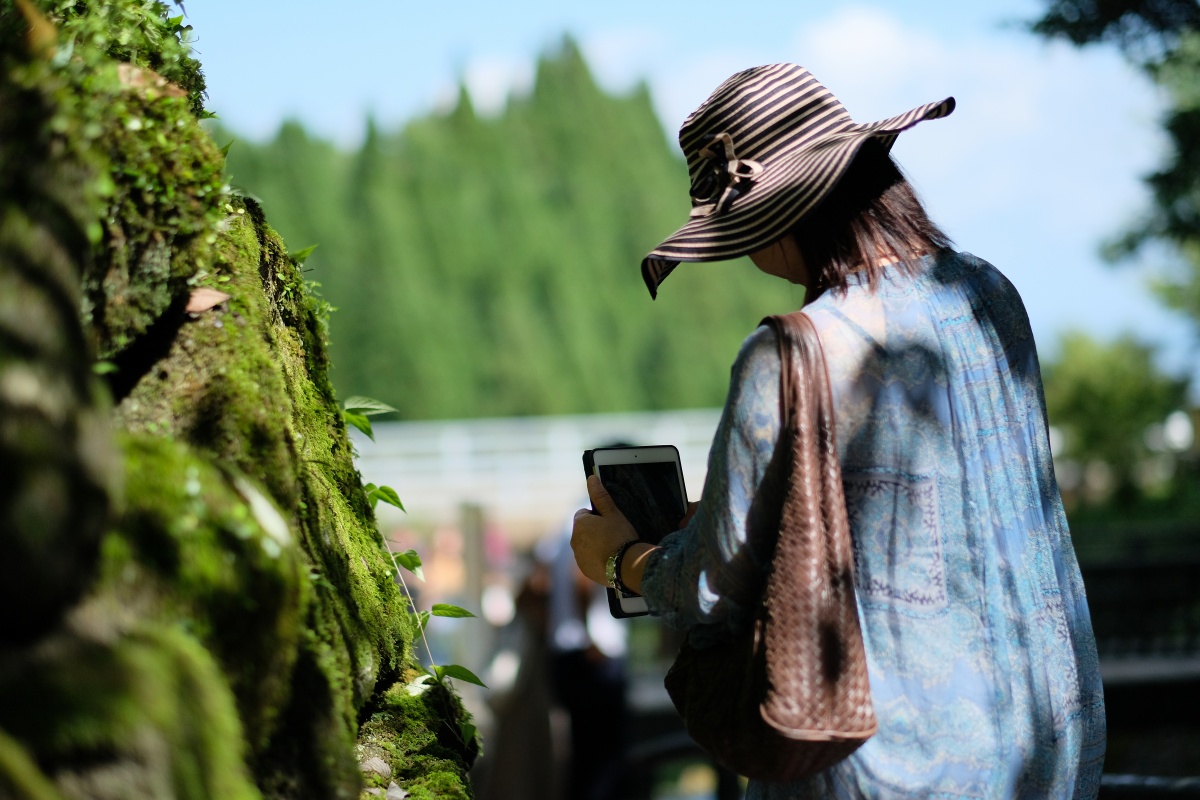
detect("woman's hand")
[571,475,639,587]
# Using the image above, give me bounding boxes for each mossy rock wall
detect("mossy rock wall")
[0,2,475,798]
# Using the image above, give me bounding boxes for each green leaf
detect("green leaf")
[417,610,430,631]
[342,396,398,416]
[342,409,373,440]
[363,482,379,509]
[458,720,478,747]
[371,484,405,511]
[440,664,487,688]
[219,139,234,157]
[431,604,475,619]
[93,361,118,375]
[391,549,424,581]
[289,244,318,264]
[406,674,433,696]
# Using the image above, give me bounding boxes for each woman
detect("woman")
[572,64,1106,798]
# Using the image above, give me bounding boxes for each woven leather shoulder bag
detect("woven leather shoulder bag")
[663,311,877,783]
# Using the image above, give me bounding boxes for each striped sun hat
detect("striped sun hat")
[641,63,955,298]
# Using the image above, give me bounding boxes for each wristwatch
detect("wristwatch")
[605,539,640,594]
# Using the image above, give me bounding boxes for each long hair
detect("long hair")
[791,139,950,294]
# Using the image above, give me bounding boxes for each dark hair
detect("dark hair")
[791,139,950,294]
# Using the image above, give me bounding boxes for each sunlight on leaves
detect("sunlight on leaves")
[431,604,475,619]
[289,244,318,264]
[343,395,398,416]
[406,673,434,697]
[391,549,424,581]
[440,663,487,688]
[342,409,373,440]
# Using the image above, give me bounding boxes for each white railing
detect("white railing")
[354,408,722,543]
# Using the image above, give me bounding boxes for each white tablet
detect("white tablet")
[583,445,689,618]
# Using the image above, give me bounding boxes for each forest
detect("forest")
[219,34,1198,526]
[217,39,801,421]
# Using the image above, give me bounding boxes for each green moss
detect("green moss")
[111,194,461,796]
[356,682,477,800]
[82,73,225,358]
[3,1,226,359]
[0,730,63,800]
[0,624,260,800]
[0,0,119,645]
[100,433,308,753]
[44,0,210,117]
[117,210,300,508]
[0,1,475,797]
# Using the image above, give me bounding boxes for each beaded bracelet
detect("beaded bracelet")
[612,538,642,597]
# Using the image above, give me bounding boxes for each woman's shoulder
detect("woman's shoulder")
[728,323,782,392]
[736,323,779,364]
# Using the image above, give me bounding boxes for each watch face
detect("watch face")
[604,555,617,588]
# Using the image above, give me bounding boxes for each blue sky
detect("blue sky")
[185,0,1195,381]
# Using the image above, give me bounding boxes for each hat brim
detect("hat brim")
[641,97,955,298]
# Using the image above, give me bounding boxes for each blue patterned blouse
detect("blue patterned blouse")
[641,250,1106,799]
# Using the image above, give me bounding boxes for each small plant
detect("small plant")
[386,515,486,757]
[341,395,396,442]
[347,396,485,754]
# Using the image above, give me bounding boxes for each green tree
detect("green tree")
[1042,330,1189,496]
[1032,0,1200,326]
[220,37,798,420]
[0,1,475,797]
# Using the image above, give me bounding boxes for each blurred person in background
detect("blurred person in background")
[476,555,557,800]
[573,64,1105,799]
[539,500,631,800]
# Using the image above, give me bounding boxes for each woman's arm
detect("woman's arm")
[571,325,783,639]
[569,485,693,593]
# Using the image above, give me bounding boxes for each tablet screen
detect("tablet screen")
[597,460,687,546]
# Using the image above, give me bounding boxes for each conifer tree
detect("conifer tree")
[222,37,799,420]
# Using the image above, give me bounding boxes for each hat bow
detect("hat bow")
[689,132,763,218]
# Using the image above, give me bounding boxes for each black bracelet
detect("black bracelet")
[612,539,641,597]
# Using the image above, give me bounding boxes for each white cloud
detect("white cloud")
[580,27,664,95]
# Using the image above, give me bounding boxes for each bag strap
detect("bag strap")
[756,311,877,740]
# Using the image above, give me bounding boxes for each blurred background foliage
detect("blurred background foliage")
[215,28,1200,533]
[1028,0,1200,545]
[1033,0,1200,327]
[215,39,799,421]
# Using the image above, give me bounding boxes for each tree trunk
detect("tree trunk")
[0,2,475,798]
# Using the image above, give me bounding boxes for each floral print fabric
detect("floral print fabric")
[641,250,1105,799]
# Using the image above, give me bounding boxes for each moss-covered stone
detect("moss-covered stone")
[83,70,225,360]
[110,195,430,795]
[0,622,261,800]
[100,433,308,754]
[0,1,476,797]
[356,681,479,800]
[0,0,117,647]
